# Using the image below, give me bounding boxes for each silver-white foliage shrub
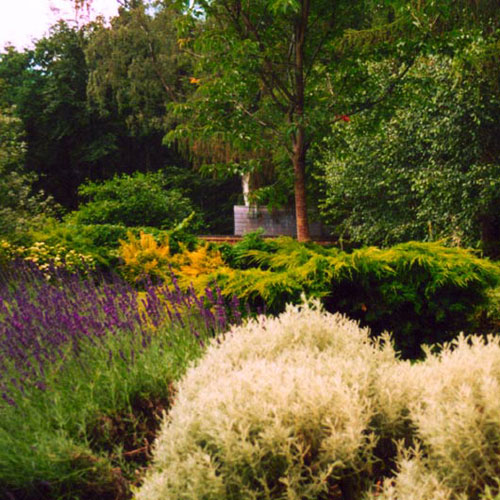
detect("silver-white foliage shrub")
[367,335,500,500]
[136,303,500,500]
[136,301,404,500]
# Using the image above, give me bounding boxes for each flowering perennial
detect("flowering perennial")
[0,261,239,405]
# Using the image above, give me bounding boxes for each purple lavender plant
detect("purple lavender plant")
[0,260,242,404]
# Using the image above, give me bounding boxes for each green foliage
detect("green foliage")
[317,35,500,254]
[86,0,189,134]
[0,104,56,241]
[0,20,193,211]
[74,171,201,230]
[0,23,118,208]
[218,229,279,269]
[169,0,417,237]
[211,236,500,358]
[0,327,204,499]
[145,164,241,235]
[26,216,199,272]
[28,220,131,269]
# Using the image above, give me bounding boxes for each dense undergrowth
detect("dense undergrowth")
[119,230,500,358]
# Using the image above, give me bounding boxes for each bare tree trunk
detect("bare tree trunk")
[293,0,311,242]
[293,128,310,241]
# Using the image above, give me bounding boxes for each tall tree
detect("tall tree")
[318,32,500,255]
[168,0,418,240]
[86,0,189,134]
[0,22,120,206]
[169,0,500,241]
[0,18,186,209]
[85,0,242,233]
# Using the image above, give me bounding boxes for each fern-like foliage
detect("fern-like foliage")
[118,229,500,358]
[210,237,500,358]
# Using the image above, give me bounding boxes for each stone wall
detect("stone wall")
[234,205,330,238]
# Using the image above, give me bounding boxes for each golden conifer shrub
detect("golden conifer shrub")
[119,231,228,288]
[172,242,229,290]
[119,231,172,282]
[135,301,404,500]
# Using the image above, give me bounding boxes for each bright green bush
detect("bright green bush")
[218,229,279,269]
[74,171,201,230]
[137,303,500,500]
[209,237,500,358]
[29,220,133,269]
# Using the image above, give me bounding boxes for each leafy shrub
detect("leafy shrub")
[119,231,173,283]
[119,231,500,358]
[119,230,226,287]
[208,238,500,358]
[137,303,500,500]
[20,219,130,270]
[173,243,227,289]
[136,302,400,500]
[74,171,201,230]
[25,217,199,272]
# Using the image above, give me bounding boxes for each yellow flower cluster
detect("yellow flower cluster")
[0,239,95,276]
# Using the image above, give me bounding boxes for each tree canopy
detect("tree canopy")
[318,42,500,253]
[166,0,500,240]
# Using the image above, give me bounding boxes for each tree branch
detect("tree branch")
[233,100,292,156]
[304,17,336,82]
[324,56,416,126]
[239,9,296,104]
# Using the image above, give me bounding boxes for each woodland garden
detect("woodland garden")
[2,0,500,498]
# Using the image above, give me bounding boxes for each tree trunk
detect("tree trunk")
[293,129,310,241]
[293,0,311,242]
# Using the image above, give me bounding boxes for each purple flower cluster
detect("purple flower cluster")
[0,261,241,405]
